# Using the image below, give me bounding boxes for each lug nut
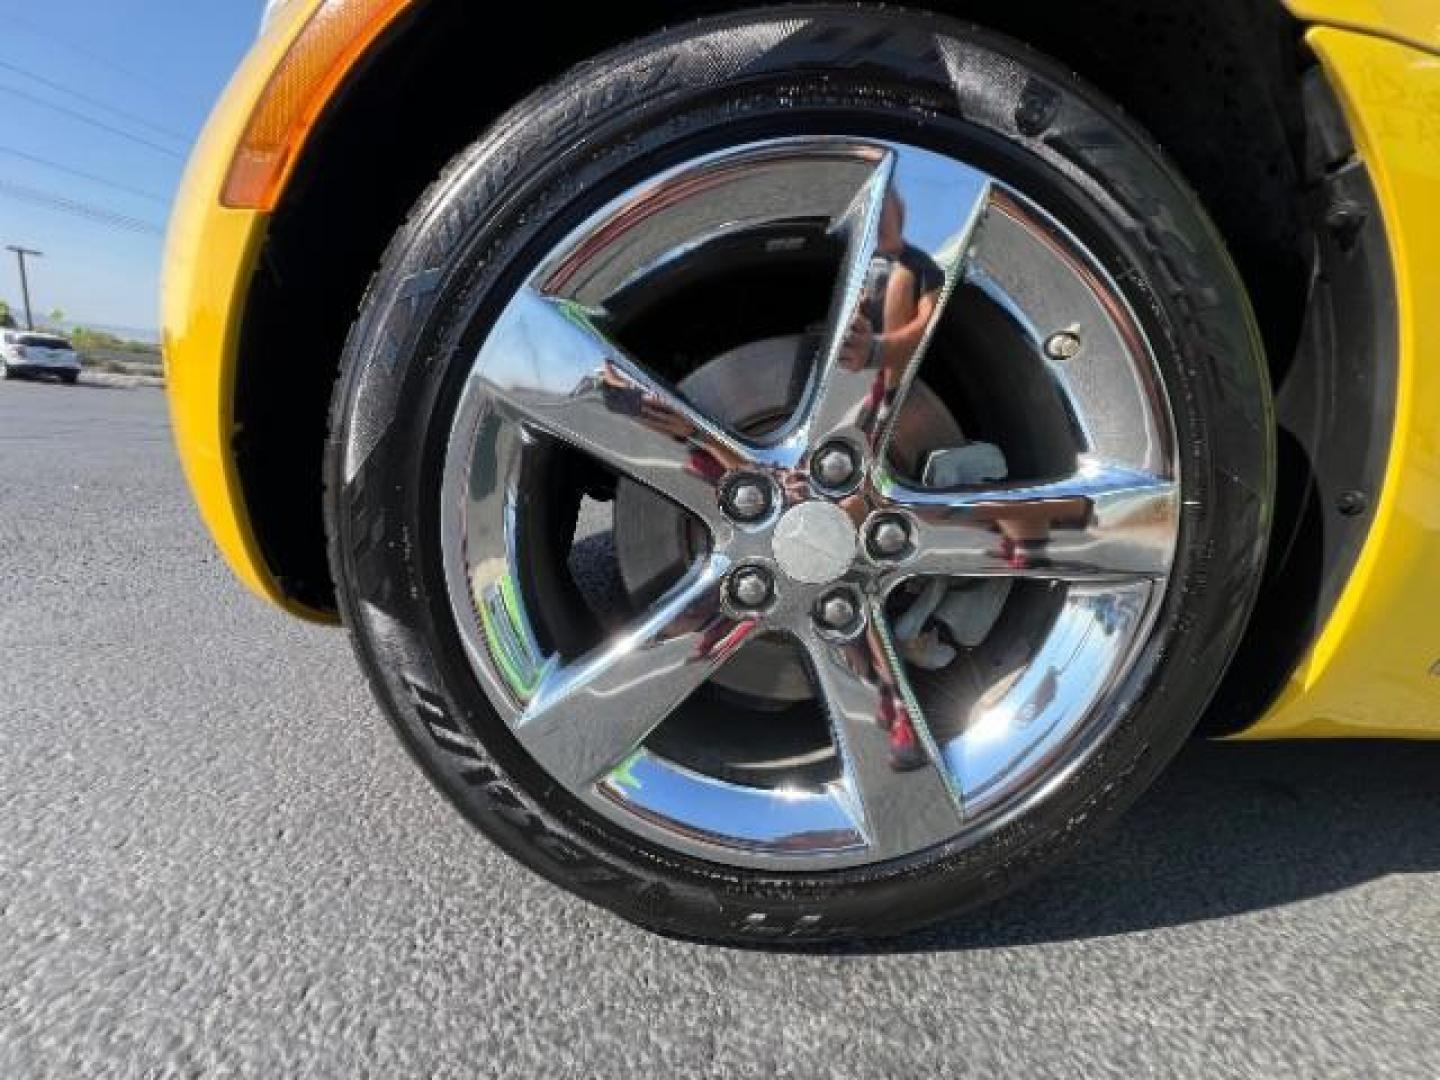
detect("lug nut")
[813,442,860,489]
[868,517,912,560]
[722,477,771,522]
[729,567,775,610]
[1044,330,1082,361]
[816,590,861,633]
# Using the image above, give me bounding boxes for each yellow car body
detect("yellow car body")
[163,0,1440,738]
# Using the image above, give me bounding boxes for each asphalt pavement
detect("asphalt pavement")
[3,375,1440,1078]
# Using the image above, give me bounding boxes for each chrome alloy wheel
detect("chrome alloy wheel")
[441,137,1180,871]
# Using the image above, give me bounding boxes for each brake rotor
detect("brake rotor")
[614,334,964,704]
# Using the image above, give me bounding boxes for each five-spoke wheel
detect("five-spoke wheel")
[442,139,1179,868]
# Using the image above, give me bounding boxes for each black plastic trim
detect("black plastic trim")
[1202,64,1399,735]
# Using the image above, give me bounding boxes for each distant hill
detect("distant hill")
[41,320,160,346]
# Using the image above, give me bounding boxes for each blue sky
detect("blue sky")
[0,1,260,335]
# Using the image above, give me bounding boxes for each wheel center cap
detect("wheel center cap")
[771,501,858,584]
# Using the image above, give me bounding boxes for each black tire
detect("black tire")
[325,5,1273,943]
[60,372,78,385]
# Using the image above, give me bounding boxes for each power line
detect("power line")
[0,59,188,146]
[0,83,183,160]
[0,146,170,206]
[0,178,164,237]
[1,9,173,100]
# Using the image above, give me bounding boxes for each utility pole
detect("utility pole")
[6,246,43,329]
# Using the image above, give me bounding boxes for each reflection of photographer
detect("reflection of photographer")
[598,362,647,418]
[596,359,744,483]
[836,625,930,774]
[838,194,947,434]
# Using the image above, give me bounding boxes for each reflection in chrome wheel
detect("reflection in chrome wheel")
[440,138,1180,870]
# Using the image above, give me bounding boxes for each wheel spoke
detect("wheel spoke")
[883,462,1179,583]
[476,287,752,522]
[804,613,965,858]
[513,559,759,789]
[799,146,992,456]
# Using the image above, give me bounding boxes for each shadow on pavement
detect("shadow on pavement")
[841,740,1440,954]
[1,372,162,392]
[4,374,117,391]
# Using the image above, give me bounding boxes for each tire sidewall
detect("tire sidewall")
[326,5,1273,943]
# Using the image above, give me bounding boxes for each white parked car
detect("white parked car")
[0,331,81,384]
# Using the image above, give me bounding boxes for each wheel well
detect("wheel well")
[238,0,1316,612]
